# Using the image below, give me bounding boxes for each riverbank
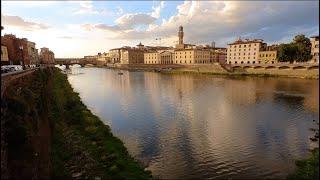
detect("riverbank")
[104,63,319,79]
[1,67,151,179]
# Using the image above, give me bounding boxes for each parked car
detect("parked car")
[3,65,23,72]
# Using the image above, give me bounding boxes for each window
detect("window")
[253,61,255,64]
[239,45,241,48]
[244,45,246,47]
[241,61,244,64]
[235,61,238,64]
[247,61,250,64]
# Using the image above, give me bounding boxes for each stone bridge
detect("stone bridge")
[229,62,319,70]
[55,58,98,69]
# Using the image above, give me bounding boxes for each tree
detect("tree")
[292,34,312,62]
[277,43,299,63]
[277,34,312,62]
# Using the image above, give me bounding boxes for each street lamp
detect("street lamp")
[19,45,25,70]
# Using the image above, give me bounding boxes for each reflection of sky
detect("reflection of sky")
[67,68,319,179]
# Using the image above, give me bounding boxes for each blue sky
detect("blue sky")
[1,1,319,58]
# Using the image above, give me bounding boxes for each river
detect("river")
[64,66,318,179]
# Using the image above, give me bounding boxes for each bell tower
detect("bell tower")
[178,26,184,45]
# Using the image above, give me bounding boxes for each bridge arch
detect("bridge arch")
[292,66,307,70]
[307,65,319,70]
[243,66,252,69]
[278,66,290,70]
[265,66,276,69]
[253,66,263,69]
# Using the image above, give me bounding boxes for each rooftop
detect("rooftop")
[228,38,264,45]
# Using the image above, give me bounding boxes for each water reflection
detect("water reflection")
[67,67,319,179]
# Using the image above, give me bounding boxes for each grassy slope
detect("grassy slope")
[48,68,151,179]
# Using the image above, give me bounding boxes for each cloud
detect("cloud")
[151,1,165,18]
[72,1,108,15]
[115,13,157,29]
[58,36,73,39]
[143,1,319,46]
[1,14,50,31]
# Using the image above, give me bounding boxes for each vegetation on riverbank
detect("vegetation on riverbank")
[50,68,151,179]
[288,121,319,180]
[287,148,319,180]
[1,67,151,179]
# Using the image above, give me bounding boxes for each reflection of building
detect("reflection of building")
[40,47,55,64]
[310,36,319,63]
[1,34,30,65]
[1,45,9,65]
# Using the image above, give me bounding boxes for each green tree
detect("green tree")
[293,34,312,62]
[277,43,299,63]
[277,34,312,62]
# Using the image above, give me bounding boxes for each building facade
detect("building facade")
[144,50,175,64]
[120,48,144,64]
[310,36,319,63]
[1,45,9,65]
[1,34,30,65]
[258,51,277,64]
[174,49,211,64]
[96,52,110,63]
[159,50,174,64]
[109,48,121,63]
[144,51,159,64]
[27,41,39,65]
[40,47,55,64]
[227,38,265,64]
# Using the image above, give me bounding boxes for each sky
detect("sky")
[1,0,319,58]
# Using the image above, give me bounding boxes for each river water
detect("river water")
[65,66,318,179]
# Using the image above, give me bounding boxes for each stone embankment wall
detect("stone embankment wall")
[108,63,318,79]
[243,68,319,78]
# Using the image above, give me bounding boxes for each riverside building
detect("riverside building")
[227,38,264,64]
[310,36,319,63]
[40,47,55,64]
